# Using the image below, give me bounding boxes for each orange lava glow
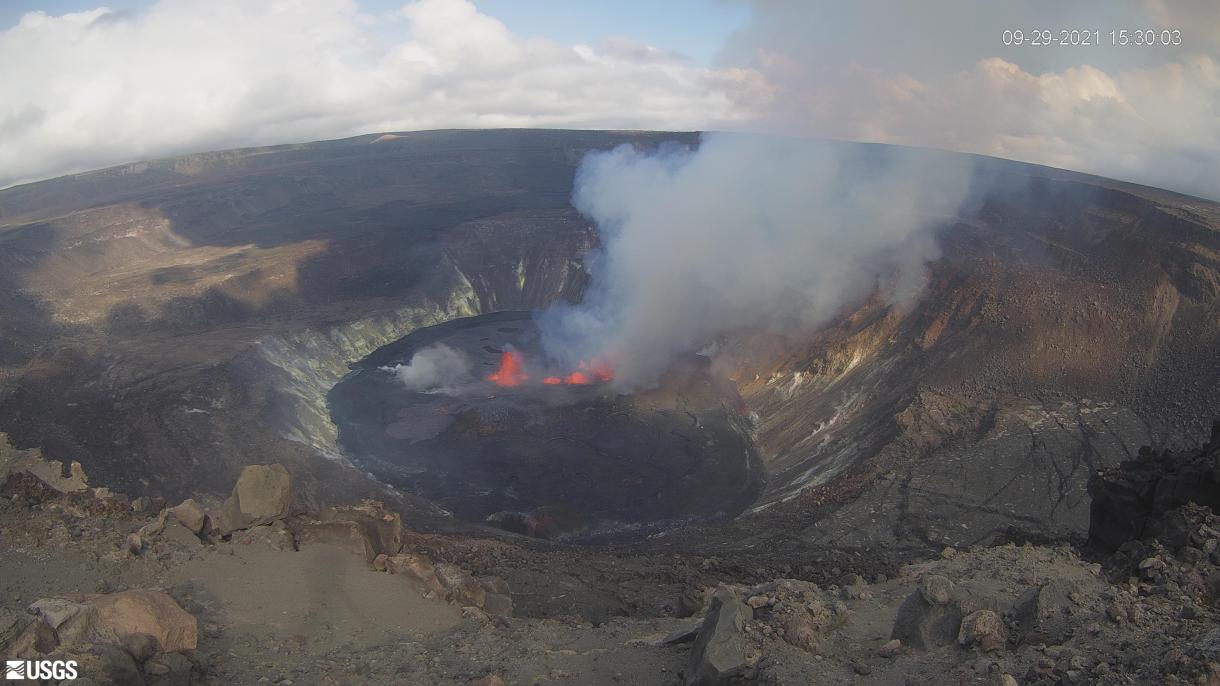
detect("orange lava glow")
[488,350,615,388]
[564,371,591,385]
[487,350,528,387]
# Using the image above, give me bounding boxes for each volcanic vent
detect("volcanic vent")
[328,311,763,540]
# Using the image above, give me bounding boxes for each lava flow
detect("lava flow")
[487,350,528,387]
[488,351,614,387]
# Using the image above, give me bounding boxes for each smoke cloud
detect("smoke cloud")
[382,344,472,393]
[538,133,973,387]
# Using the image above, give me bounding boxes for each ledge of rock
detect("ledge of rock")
[1089,421,1220,550]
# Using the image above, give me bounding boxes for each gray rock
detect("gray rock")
[168,499,207,535]
[920,575,954,606]
[891,587,962,650]
[1012,580,1077,645]
[687,588,756,685]
[160,519,202,547]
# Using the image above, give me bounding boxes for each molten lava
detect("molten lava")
[487,350,528,387]
[488,351,614,388]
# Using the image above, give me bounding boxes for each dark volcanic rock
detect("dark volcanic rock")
[687,588,756,686]
[892,575,1002,650]
[1012,580,1079,645]
[891,576,963,650]
[1088,421,1220,550]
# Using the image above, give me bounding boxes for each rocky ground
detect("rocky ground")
[3,424,1220,685]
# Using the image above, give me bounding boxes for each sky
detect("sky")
[1,0,1217,198]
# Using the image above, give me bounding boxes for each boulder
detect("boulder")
[10,591,195,660]
[168,499,207,535]
[161,519,203,547]
[81,590,197,654]
[125,533,143,556]
[687,588,757,686]
[892,576,1001,651]
[1012,580,1077,645]
[137,510,200,547]
[958,609,1006,651]
[384,554,445,596]
[878,638,902,658]
[891,575,960,650]
[781,612,821,653]
[218,464,292,533]
[21,597,97,653]
[920,574,954,605]
[435,563,487,609]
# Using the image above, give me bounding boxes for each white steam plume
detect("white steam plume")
[381,344,472,393]
[537,133,972,387]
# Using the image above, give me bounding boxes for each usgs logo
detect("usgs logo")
[5,660,78,680]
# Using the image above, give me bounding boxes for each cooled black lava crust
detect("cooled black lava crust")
[328,311,763,540]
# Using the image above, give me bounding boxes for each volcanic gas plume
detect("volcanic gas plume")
[536,133,973,388]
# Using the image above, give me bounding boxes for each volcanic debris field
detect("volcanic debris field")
[0,129,1218,684]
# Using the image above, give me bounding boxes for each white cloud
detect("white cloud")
[723,1,1220,199]
[730,52,1220,199]
[2,0,1218,199]
[0,0,746,188]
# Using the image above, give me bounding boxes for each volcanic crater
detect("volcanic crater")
[0,129,1216,560]
[329,311,762,540]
